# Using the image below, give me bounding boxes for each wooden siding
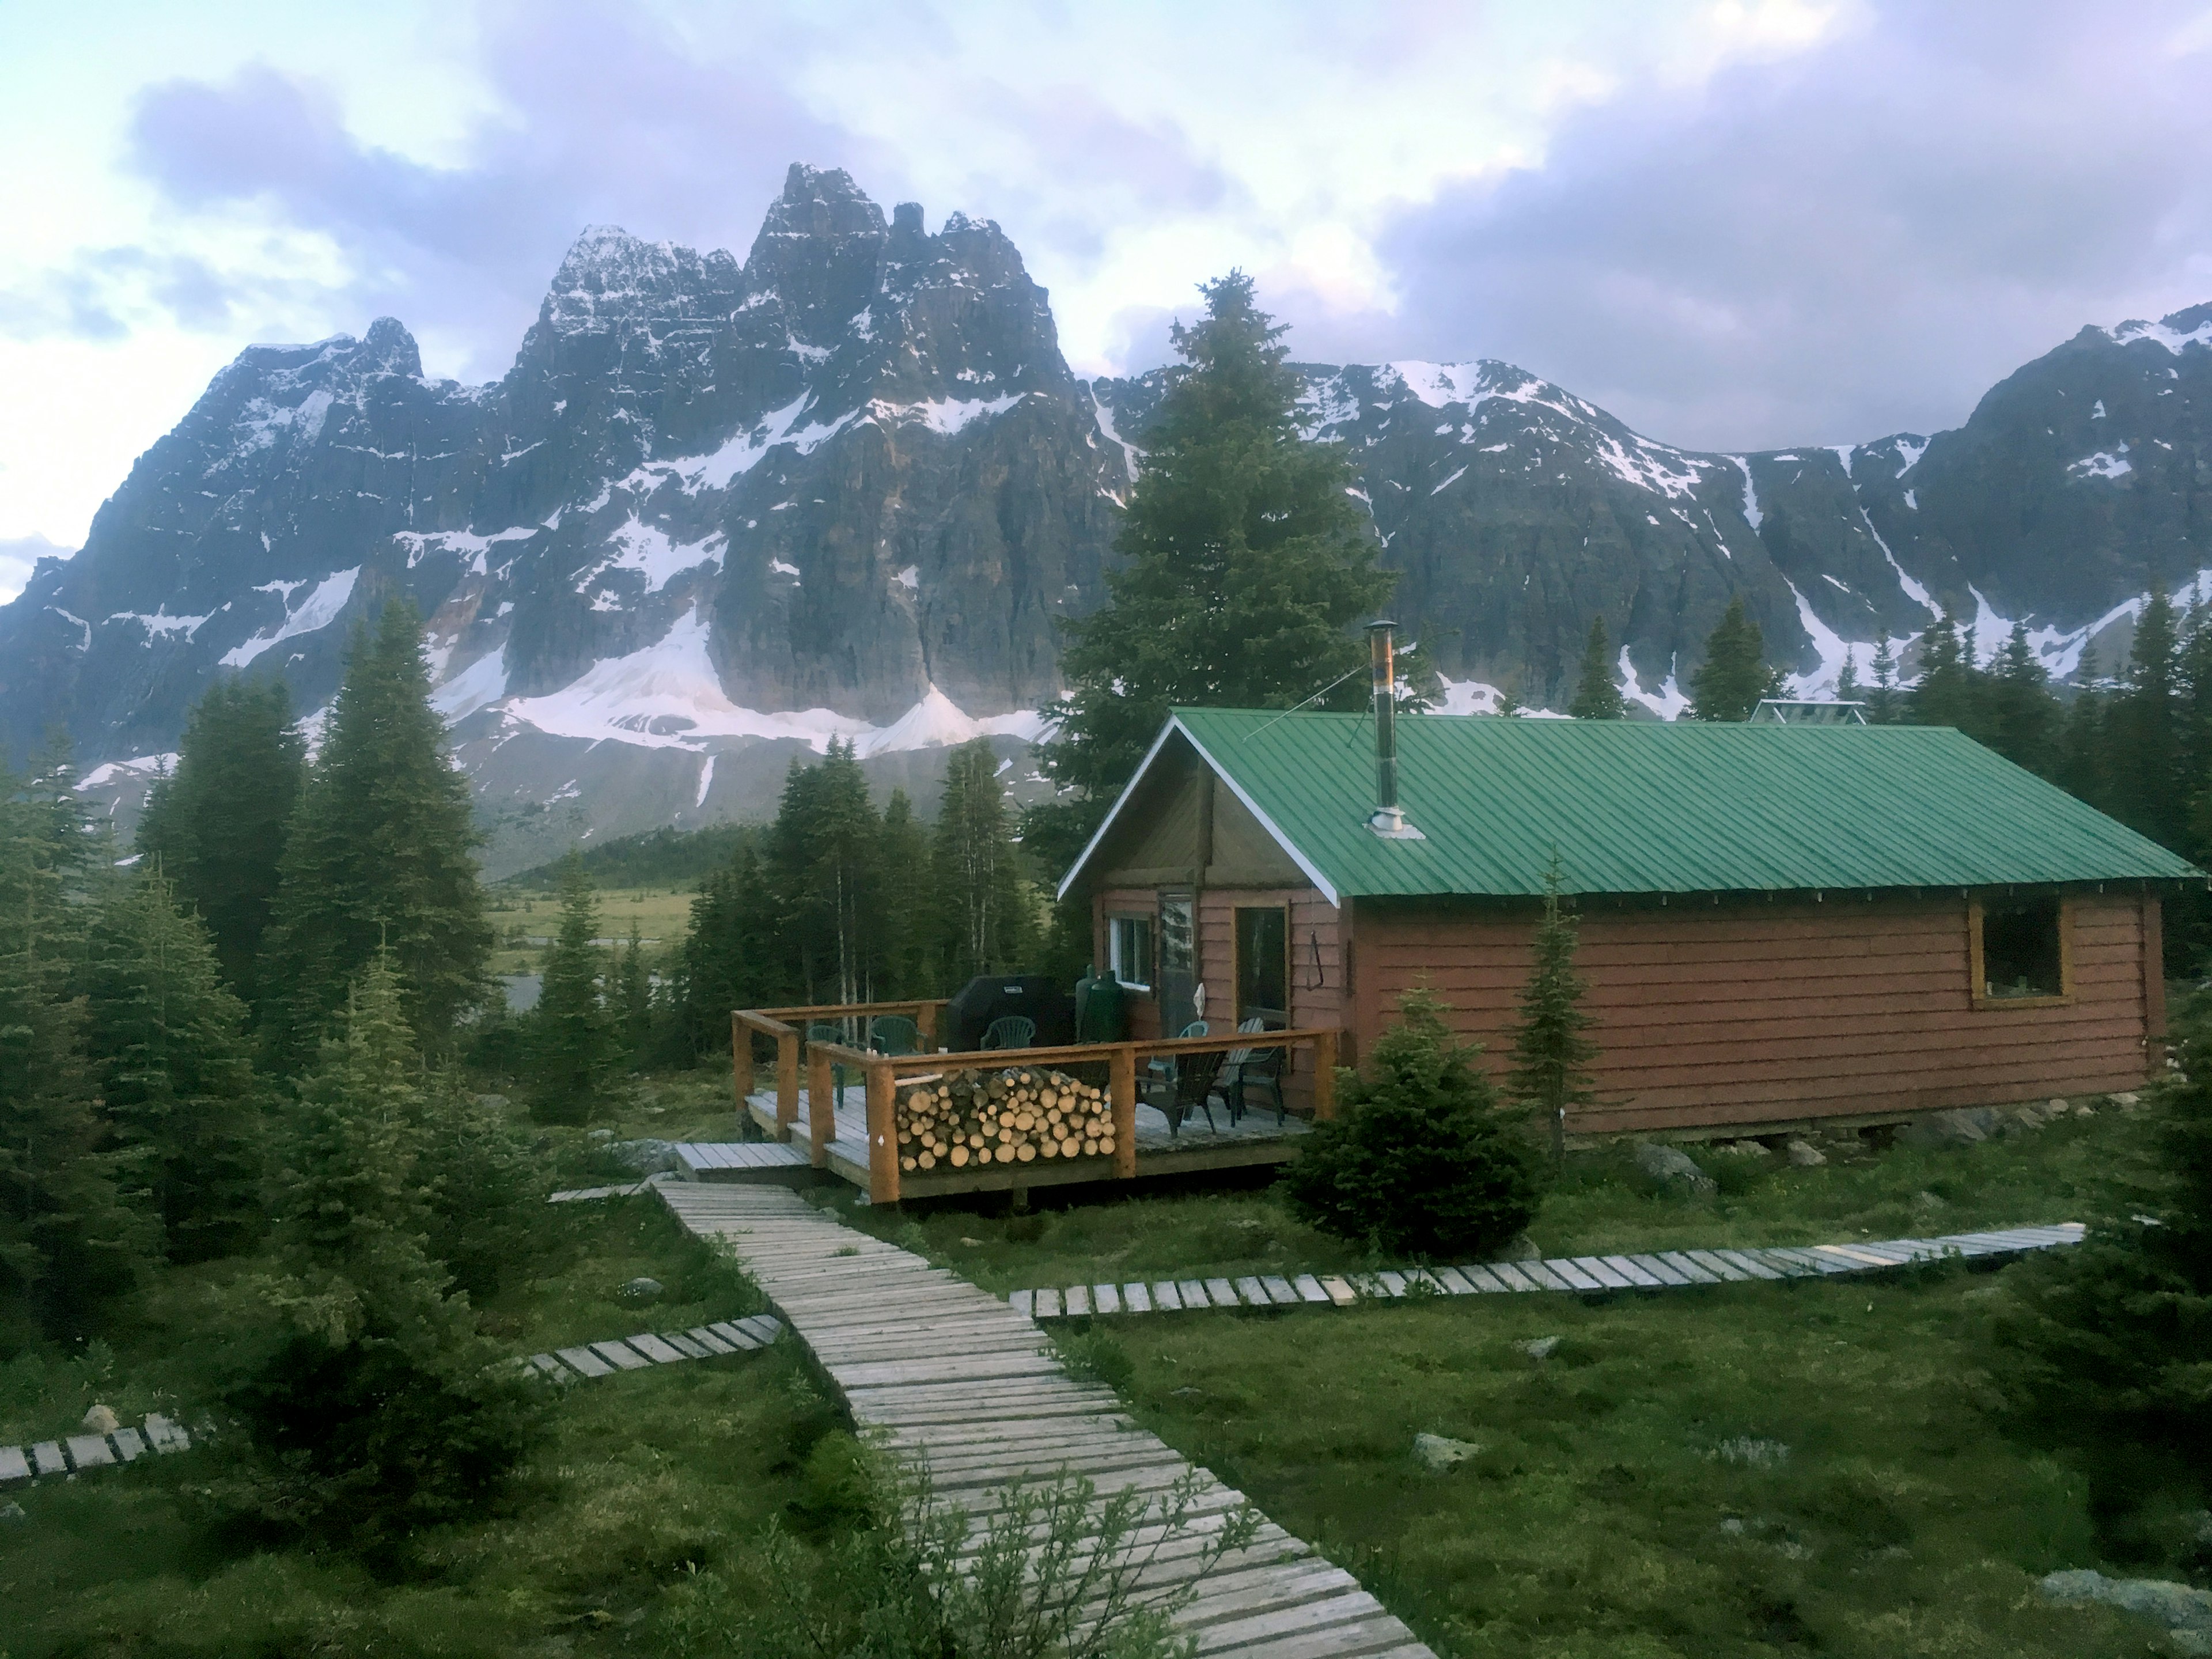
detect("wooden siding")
[1353,893,2159,1135]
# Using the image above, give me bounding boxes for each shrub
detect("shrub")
[1990,989,2212,1560]
[1280,988,1543,1258]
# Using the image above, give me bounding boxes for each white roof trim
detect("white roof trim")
[1052,718,1187,902]
[1055,715,1340,907]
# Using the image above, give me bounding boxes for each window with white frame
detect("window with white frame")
[1109,914,1154,990]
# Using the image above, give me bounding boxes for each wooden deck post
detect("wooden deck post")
[866,1059,900,1205]
[777,1027,800,1139]
[917,1001,938,1049]
[1312,1028,1339,1120]
[731,1012,744,1112]
[1111,1044,1138,1180]
[808,1045,834,1170]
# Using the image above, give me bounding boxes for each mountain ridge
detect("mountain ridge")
[4,165,2207,872]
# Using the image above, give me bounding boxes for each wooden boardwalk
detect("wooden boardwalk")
[740,1087,1312,1199]
[660,1182,1437,1659]
[1006,1223,2089,1321]
[525,1315,785,1380]
[1,1413,192,1485]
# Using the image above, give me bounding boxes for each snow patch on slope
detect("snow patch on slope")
[431,647,509,721]
[220,567,359,667]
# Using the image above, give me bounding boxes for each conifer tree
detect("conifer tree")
[1035,272,1399,869]
[1568,618,1626,719]
[84,866,261,1262]
[933,739,1035,986]
[877,789,933,997]
[1281,988,1542,1258]
[259,600,492,1071]
[767,741,884,1003]
[1834,648,1861,704]
[136,677,304,1009]
[2111,585,2187,849]
[528,853,611,1124]
[1993,990,2212,1544]
[1506,859,1597,1167]
[2056,655,2108,810]
[208,952,540,1552]
[1907,607,1978,730]
[1685,596,1783,721]
[0,759,145,1335]
[1982,622,2059,777]
[676,838,785,1060]
[1867,632,1901,724]
[613,921,652,1064]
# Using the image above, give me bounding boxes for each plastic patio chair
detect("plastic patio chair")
[980,1015,1036,1051]
[869,1014,922,1056]
[1219,1016,1287,1127]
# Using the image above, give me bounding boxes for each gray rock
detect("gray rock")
[1784,1139,1827,1168]
[618,1277,664,1303]
[1635,1142,1717,1196]
[588,1128,615,1142]
[81,1404,118,1433]
[1897,1107,1998,1149]
[609,1138,682,1174]
[1713,1437,1790,1468]
[2048,1096,2069,1114]
[0,1502,24,1525]
[2113,1091,2142,1111]
[2039,1569,2212,1638]
[1912,1189,1948,1212]
[475,1093,512,1111]
[1412,1432,1480,1471]
[1719,1516,1746,1534]
[1521,1336,1560,1360]
[1502,1234,1541,1262]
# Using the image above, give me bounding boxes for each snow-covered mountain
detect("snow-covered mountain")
[3,162,2208,873]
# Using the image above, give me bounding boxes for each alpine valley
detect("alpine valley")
[3,164,2207,875]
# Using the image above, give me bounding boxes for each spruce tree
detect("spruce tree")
[1280,988,1542,1258]
[1993,991,2212,1547]
[207,953,540,1554]
[1867,632,1901,724]
[1506,860,1597,1167]
[766,741,884,1004]
[613,921,652,1064]
[2056,656,2108,810]
[1907,607,1978,730]
[2110,585,2187,850]
[1035,272,1399,869]
[1568,618,1626,719]
[1686,597,1784,721]
[932,739,1036,986]
[1981,622,2061,777]
[528,852,612,1124]
[0,760,145,1336]
[677,838,785,1060]
[259,600,493,1071]
[877,789,933,998]
[84,866,261,1262]
[135,677,304,1010]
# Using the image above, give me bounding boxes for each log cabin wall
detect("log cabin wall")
[1352,891,2160,1136]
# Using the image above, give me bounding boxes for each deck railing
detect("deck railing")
[732,1001,950,1142]
[798,1028,1341,1205]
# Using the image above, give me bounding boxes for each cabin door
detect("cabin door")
[1156,894,1197,1035]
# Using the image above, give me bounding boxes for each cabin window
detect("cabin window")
[1973,897,2069,1003]
[1235,905,1290,1025]
[1108,915,1154,991]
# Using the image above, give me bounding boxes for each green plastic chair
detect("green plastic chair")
[805,1022,851,1114]
[980,1015,1036,1051]
[869,1014,922,1056]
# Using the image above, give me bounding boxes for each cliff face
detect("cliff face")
[6,161,2207,870]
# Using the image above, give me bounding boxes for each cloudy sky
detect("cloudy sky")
[3,0,2210,600]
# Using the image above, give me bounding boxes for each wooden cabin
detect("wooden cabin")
[1058,706,2200,1138]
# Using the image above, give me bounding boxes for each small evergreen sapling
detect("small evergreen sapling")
[1569,618,1627,719]
[529,852,612,1124]
[1280,988,1542,1258]
[1686,596,1784,721]
[1507,860,1597,1167]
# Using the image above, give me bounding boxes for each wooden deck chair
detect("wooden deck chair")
[1220,1016,1287,1126]
[1147,1021,1226,1135]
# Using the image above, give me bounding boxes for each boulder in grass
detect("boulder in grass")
[1897,1107,1998,1149]
[2039,1570,2212,1649]
[1784,1139,1826,1168]
[618,1277,664,1303]
[82,1404,119,1433]
[1521,1336,1560,1361]
[609,1138,682,1174]
[1634,1142,1717,1197]
[1413,1433,1479,1471]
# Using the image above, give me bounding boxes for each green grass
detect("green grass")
[1075,1265,2161,1658]
[487,885,694,978]
[0,1194,840,1659]
[832,1105,2132,1295]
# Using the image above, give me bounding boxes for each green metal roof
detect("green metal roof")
[1077,707,2199,903]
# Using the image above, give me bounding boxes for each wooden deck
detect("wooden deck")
[743,1086,1312,1199]
[660,1181,1435,1659]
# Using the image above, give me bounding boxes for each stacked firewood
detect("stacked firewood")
[896,1067,1116,1173]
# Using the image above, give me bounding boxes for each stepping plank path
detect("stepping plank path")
[660,1183,1437,1659]
[1,1413,191,1486]
[528,1315,785,1382]
[1008,1223,2088,1321]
